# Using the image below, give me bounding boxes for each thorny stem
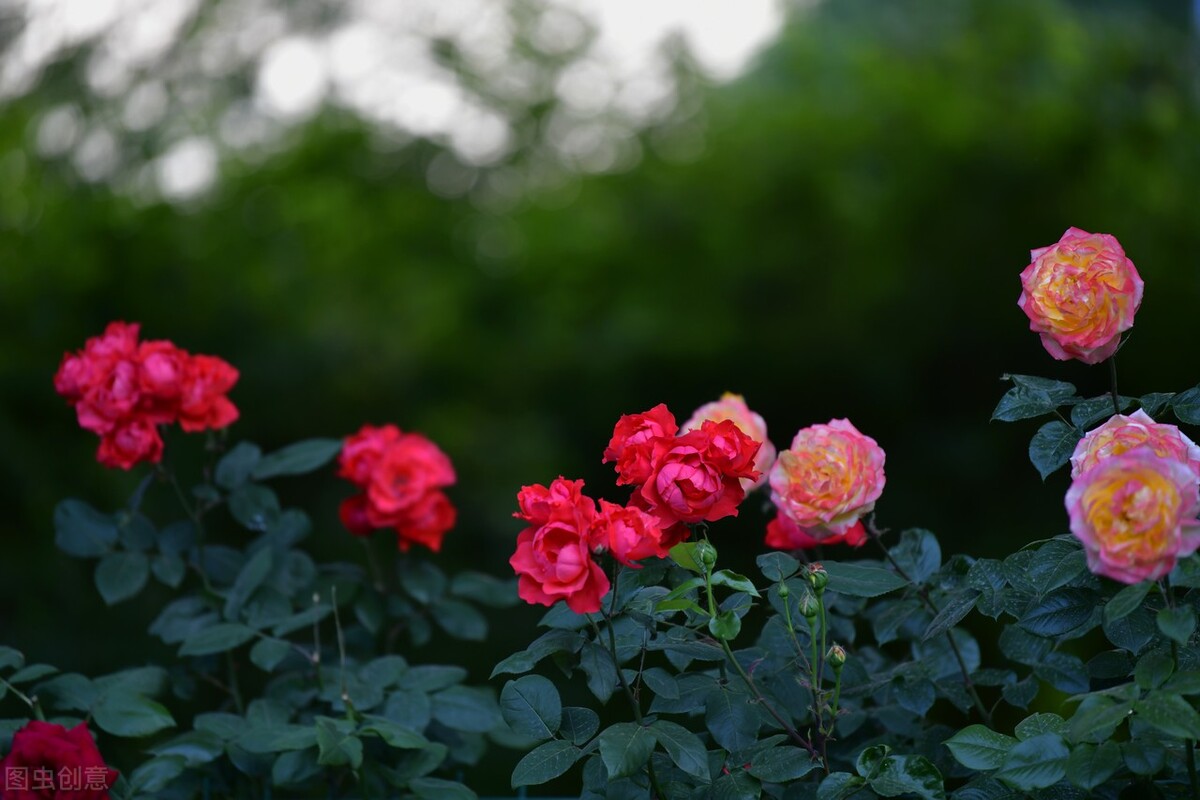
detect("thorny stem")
[867,520,993,727]
[1,677,44,720]
[164,468,216,596]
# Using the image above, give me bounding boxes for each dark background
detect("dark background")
[1,0,1198,790]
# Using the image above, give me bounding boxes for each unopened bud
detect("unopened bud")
[697,541,718,569]
[807,563,828,592]
[798,591,819,619]
[827,644,846,670]
[777,583,790,599]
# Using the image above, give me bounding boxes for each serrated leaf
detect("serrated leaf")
[650,720,709,782]
[1065,741,1120,790]
[224,546,273,621]
[923,590,979,642]
[1071,395,1132,429]
[1066,696,1131,744]
[500,675,561,741]
[92,691,176,737]
[1014,713,1065,741]
[315,717,362,768]
[994,733,1068,791]
[993,385,1060,422]
[560,706,600,745]
[823,561,908,598]
[511,740,581,788]
[748,746,819,783]
[598,722,656,780]
[1172,385,1200,425]
[179,623,257,656]
[1158,605,1196,645]
[1135,651,1175,689]
[1134,692,1200,739]
[757,552,800,582]
[94,552,149,605]
[1104,581,1152,623]
[944,725,1018,770]
[1018,589,1096,637]
[710,570,760,597]
[1028,420,1081,480]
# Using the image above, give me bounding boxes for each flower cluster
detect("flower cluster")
[0,721,117,800]
[53,322,239,469]
[511,399,766,613]
[337,424,457,553]
[1066,413,1200,583]
[767,419,886,548]
[1018,227,1143,365]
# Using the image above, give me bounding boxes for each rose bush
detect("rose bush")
[9,228,1200,799]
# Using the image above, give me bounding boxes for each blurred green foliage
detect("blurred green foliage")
[0,0,1198,778]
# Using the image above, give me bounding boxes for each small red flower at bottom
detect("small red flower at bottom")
[0,720,118,800]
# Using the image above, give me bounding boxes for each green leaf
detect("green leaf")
[179,623,257,656]
[579,642,618,703]
[151,553,186,588]
[650,720,710,782]
[817,772,867,800]
[401,665,467,692]
[431,686,502,733]
[598,722,656,780]
[757,552,800,582]
[54,499,118,558]
[215,442,262,489]
[92,691,176,737]
[890,529,942,584]
[272,750,321,787]
[1066,696,1132,744]
[1122,739,1167,775]
[224,547,273,622]
[411,778,477,800]
[823,561,908,598]
[993,385,1062,422]
[8,664,58,684]
[235,724,318,754]
[1014,713,1065,741]
[0,647,23,672]
[148,731,225,767]
[510,740,582,787]
[710,570,760,597]
[1018,589,1096,637]
[748,746,819,782]
[359,716,428,749]
[868,753,945,800]
[1163,670,1200,695]
[922,590,979,641]
[251,438,343,480]
[228,484,281,532]
[1104,581,1152,623]
[1028,420,1081,480]
[705,686,759,752]
[450,571,518,608]
[36,673,96,712]
[500,675,561,741]
[249,638,291,672]
[1138,393,1175,417]
[129,755,186,793]
[669,542,703,573]
[994,733,1068,791]
[1171,555,1200,588]
[431,599,488,641]
[560,706,600,745]
[315,716,362,768]
[1158,605,1196,645]
[1071,395,1133,429]
[707,610,742,641]
[1065,741,1120,790]
[944,725,1019,770]
[93,551,150,605]
[1135,651,1175,689]
[1134,692,1200,739]
[1171,385,1200,425]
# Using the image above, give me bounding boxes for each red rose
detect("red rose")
[510,478,608,613]
[590,499,670,567]
[74,359,140,435]
[96,417,164,470]
[0,720,118,800]
[395,490,456,553]
[135,340,189,423]
[364,434,456,526]
[637,419,760,526]
[177,354,239,432]
[603,404,678,486]
[764,513,868,550]
[338,424,402,486]
[336,425,458,552]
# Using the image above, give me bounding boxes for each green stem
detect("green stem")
[1188,740,1198,800]
[165,469,215,596]
[1108,356,1121,416]
[360,539,386,593]
[225,652,245,715]
[719,639,822,764]
[826,670,842,736]
[1,677,44,720]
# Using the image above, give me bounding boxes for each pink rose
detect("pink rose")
[637,419,760,526]
[136,340,189,423]
[682,393,776,491]
[590,499,670,567]
[765,512,868,551]
[769,418,885,542]
[1066,447,1200,583]
[1018,227,1143,365]
[603,404,678,486]
[1071,409,1200,480]
[364,433,456,526]
[510,477,608,613]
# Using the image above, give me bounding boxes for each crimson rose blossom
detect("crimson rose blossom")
[54,322,239,470]
[602,404,678,486]
[637,419,761,527]
[510,478,609,613]
[682,393,776,491]
[336,424,457,552]
[765,512,868,551]
[0,720,118,800]
[589,499,673,567]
